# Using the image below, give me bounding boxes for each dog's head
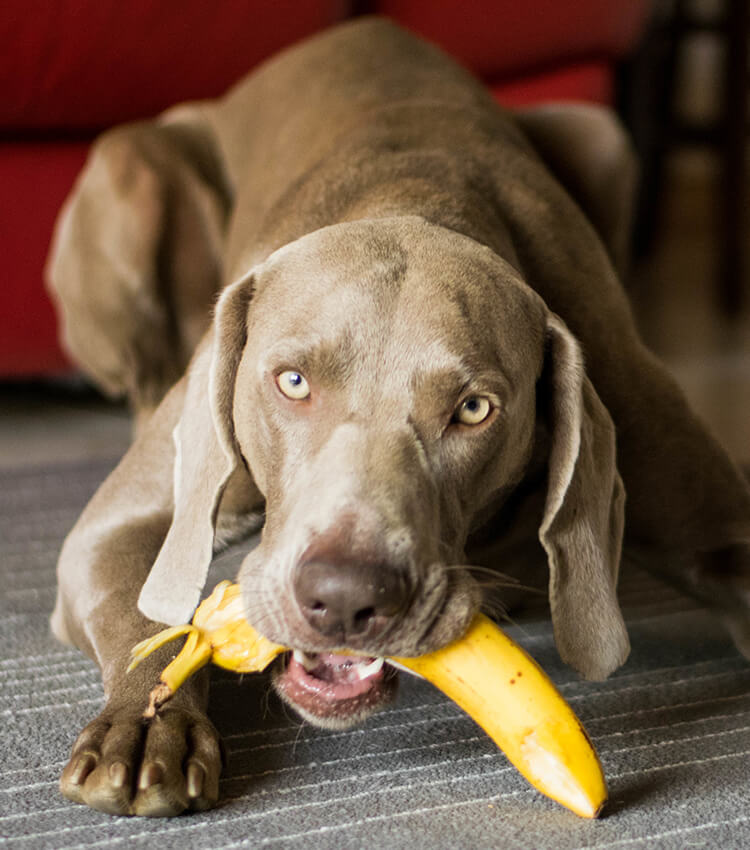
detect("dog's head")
[139,216,629,727]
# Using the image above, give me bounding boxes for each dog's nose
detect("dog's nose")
[294,559,410,642]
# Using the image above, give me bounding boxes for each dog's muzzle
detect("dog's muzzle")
[271,554,412,726]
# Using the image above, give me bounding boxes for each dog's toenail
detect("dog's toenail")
[186,762,204,798]
[70,753,96,785]
[109,761,128,789]
[138,761,164,790]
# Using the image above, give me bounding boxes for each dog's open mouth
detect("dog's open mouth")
[274,650,399,726]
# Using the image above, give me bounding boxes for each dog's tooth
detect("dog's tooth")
[355,656,384,679]
[293,649,319,671]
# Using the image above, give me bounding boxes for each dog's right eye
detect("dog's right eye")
[276,370,311,400]
[453,395,492,426]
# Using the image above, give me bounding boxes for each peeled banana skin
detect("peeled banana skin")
[392,616,607,818]
[129,581,607,818]
[128,581,285,716]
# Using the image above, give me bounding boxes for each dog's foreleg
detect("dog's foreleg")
[52,383,223,816]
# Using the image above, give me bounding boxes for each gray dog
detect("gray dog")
[46,18,750,817]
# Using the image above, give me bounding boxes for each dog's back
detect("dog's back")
[206,17,528,276]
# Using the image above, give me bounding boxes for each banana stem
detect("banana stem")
[130,625,214,718]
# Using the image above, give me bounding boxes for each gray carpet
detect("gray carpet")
[2,459,749,849]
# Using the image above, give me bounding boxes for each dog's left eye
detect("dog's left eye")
[453,395,492,426]
[276,370,311,400]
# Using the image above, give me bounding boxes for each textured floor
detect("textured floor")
[1,458,750,849]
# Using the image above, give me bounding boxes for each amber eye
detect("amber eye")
[453,396,492,426]
[276,370,310,400]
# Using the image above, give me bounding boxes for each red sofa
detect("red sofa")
[0,0,648,377]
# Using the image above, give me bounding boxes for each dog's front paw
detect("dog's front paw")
[60,704,222,816]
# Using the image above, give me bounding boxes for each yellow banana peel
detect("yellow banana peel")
[392,615,607,818]
[129,581,285,715]
[129,580,607,818]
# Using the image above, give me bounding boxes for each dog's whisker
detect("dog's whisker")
[479,596,509,621]
[460,564,521,582]
[443,563,546,596]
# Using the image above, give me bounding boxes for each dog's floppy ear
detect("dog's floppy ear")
[138,272,254,625]
[539,314,630,680]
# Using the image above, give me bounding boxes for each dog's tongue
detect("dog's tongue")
[287,651,384,699]
[276,651,394,719]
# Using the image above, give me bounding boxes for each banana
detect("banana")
[128,581,285,716]
[129,580,607,818]
[391,616,607,818]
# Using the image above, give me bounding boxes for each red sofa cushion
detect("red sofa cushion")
[0,0,350,130]
[374,0,649,78]
[0,142,89,374]
[492,61,613,108]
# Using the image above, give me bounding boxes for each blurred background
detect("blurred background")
[0,0,747,469]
